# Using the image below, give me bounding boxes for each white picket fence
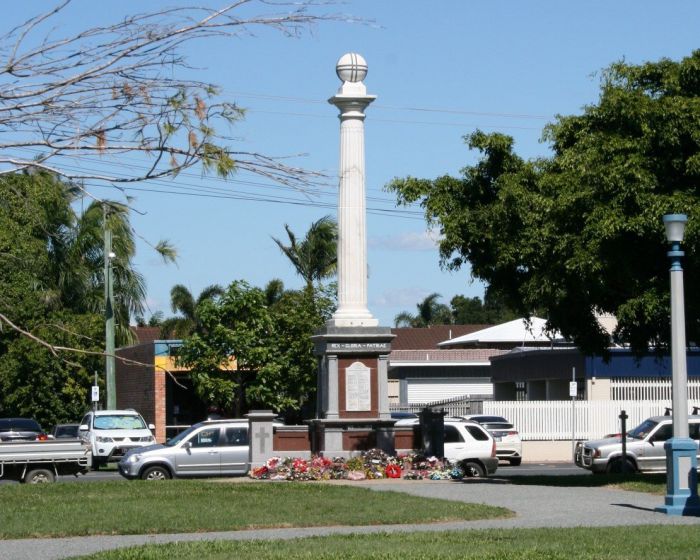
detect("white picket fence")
[482,400,693,440]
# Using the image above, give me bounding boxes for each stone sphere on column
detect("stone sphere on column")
[336,53,368,83]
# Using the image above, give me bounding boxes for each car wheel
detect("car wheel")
[24,468,56,484]
[463,461,486,478]
[606,458,636,474]
[141,466,171,481]
[509,458,522,466]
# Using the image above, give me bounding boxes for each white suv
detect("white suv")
[78,409,156,467]
[403,418,498,477]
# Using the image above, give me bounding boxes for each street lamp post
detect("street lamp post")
[103,204,116,410]
[657,213,700,516]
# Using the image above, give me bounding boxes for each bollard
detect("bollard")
[619,409,628,474]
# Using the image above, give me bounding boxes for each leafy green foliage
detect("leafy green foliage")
[0,173,105,426]
[272,216,337,289]
[389,51,700,354]
[177,281,332,417]
[160,284,224,339]
[394,292,452,327]
[450,290,519,325]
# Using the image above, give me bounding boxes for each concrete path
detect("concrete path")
[3,479,700,560]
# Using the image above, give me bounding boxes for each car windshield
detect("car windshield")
[627,419,658,440]
[93,415,146,430]
[164,424,201,447]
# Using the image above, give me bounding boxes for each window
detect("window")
[650,424,672,442]
[690,423,700,440]
[443,425,464,444]
[93,414,146,430]
[465,425,490,441]
[190,427,220,448]
[224,427,248,446]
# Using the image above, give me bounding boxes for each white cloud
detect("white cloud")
[372,287,433,308]
[368,229,441,251]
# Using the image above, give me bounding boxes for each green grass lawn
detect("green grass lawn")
[75,525,700,560]
[0,480,511,539]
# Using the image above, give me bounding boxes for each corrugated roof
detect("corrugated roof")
[438,317,564,347]
[390,349,508,363]
[390,325,492,350]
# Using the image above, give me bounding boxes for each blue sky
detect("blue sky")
[10,1,700,326]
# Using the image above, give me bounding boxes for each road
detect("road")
[0,461,588,485]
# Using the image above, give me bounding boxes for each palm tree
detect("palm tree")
[264,278,285,306]
[394,293,453,327]
[45,187,176,345]
[160,284,224,338]
[272,216,337,289]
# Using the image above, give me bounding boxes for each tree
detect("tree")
[61,198,174,345]
[272,216,338,289]
[263,278,286,306]
[0,1,347,352]
[0,173,103,426]
[388,51,700,355]
[450,289,519,325]
[177,280,332,417]
[0,1,335,188]
[394,293,452,327]
[160,284,224,339]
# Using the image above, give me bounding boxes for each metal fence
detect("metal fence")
[390,395,485,417]
[610,377,700,401]
[482,400,697,440]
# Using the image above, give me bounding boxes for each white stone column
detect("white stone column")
[328,53,378,327]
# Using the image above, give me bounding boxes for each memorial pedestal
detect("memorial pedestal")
[311,326,395,456]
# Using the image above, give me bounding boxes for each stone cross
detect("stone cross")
[254,425,270,454]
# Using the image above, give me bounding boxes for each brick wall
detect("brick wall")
[116,343,166,441]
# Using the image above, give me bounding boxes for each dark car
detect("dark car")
[52,423,80,439]
[0,418,48,442]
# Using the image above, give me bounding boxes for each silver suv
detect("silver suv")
[574,415,700,474]
[118,419,249,480]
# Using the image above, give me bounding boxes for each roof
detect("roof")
[389,348,508,366]
[390,325,492,350]
[130,326,162,345]
[438,317,564,347]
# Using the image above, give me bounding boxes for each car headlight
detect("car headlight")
[127,454,142,463]
[96,436,113,443]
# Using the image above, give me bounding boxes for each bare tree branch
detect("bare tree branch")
[0,312,186,388]
[0,1,352,188]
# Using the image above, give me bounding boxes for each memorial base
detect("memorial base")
[311,326,395,457]
[310,418,396,457]
[656,437,700,516]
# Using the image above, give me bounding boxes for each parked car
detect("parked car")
[52,423,80,439]
[0,418,48,442]
[78,409,156,468]
[391,411,419,426]
[461,414,523,466]
[118,419,250,480]
[574,415,700,474]
[400,417,499,477]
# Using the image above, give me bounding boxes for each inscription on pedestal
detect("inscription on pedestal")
[345,362,371,411]
[328,342,390,352]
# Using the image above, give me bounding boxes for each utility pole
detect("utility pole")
[103,203,116,409]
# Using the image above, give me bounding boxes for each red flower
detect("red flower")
[385,464,401,478]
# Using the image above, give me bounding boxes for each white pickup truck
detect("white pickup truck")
[0,439,91,483]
